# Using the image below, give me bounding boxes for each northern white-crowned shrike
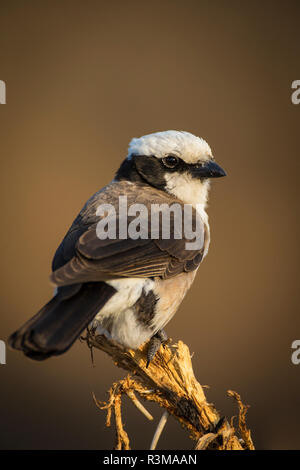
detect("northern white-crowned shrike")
[9,130,226,365]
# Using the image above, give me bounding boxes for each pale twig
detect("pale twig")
[126,389,153,421]
[150,411,169,450]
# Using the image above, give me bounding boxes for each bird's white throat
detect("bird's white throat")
[164,172,210,214]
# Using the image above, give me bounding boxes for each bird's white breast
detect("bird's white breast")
[94,278,155,349]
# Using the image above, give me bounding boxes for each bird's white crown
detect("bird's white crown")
[128,130,212,164]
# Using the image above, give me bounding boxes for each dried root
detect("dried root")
[228,390,255,450]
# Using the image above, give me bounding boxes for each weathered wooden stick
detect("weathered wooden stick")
[82,330,254,450]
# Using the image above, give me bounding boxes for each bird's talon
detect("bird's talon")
[146,329,168,366]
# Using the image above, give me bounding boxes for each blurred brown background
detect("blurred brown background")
[0,0,299,450]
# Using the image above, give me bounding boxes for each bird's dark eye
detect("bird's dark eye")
[162,155,179,169]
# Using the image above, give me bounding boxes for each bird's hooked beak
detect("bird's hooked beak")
[192,160,226,179]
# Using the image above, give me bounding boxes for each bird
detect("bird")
[9,130,226,365]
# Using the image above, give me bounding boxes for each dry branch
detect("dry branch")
[150,411,169,450]
[82,330,254,450]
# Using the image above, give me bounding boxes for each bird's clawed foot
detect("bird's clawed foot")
[146,329,168,368]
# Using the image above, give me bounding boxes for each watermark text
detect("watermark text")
[0,340,6,365]
[291,340,300,365]
[0,80,6,104]
[96,196,204,250]
[291,80,300,105]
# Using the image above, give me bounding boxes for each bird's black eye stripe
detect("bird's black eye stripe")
[162,155,179,169]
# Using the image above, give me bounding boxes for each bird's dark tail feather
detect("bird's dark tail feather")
[8,282,116,361]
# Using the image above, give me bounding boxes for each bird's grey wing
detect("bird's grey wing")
[50,181,206,286]
[51,182,123,272]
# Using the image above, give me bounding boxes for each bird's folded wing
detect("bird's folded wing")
[50,181,206,286]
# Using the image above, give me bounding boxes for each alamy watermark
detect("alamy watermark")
[291,340,300,365]
[0,80,6,104]
[96,196,204,250]
[291,80,300,105]
[0,340,6,365]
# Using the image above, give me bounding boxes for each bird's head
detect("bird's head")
[116,130,226,208]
